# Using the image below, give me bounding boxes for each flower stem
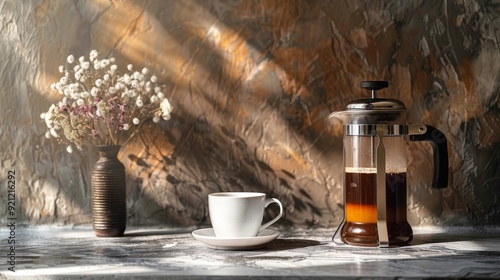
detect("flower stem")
[122,118,147,146]
[107,125,117,145]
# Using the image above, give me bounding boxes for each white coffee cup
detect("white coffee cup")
[208,192,283,238]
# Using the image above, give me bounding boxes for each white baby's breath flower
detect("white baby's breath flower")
[91,87,99,97]
[108,87,117,94]
[100,60,108,68]
[150,75,157,83]
[79,56,85,63]
[67,55,75,64]
[60,76,68,85]
[50,83,56,90]
[131,80,139,88]
[96,109,102,117]
[150,96,159,103]
[90,50,98,60]
[133,118,140,125]
[129,90,137,98]
[58,66,64,73]
[154,87,161,93]
[81,91,90,98]
[152,116,160,123]
[103,74,110,81]
[66,145,73,153]
[136,97,143,107]
[109,57,116,63]
[124,75,132,85]
[73,65,81,72]
[157,92,165,99]
[162,113,171,121]
[70,92,80,100]
[81,61,90,70]
[94,63,101,70]
[45,131,51,139]
[133,71,140,80]
[40,112,46,119]
[95,79,102,87]
[75,72,82,80]
[160,98,173,120]
[122,123,130,131]
[142,67,149,75]
[76,99,84,106]
[50,128,59,138]
[127,64,133,71]
[46,118,54,129]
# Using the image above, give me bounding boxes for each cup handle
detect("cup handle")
[259,198,283,232]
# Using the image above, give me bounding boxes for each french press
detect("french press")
[331,81,448,247]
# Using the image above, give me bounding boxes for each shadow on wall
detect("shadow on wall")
[28,0,500,228]
[115,0,344,228]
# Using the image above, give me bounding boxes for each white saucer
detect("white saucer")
[191,228,280,250]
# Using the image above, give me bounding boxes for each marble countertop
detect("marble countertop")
[1,226,499,279]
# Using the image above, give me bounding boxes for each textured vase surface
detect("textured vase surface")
[92,145,126,237]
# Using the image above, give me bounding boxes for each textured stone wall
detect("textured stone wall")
[0,0,498,229]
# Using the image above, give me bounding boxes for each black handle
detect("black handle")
[409,125,448,189]
[360,81,389,91]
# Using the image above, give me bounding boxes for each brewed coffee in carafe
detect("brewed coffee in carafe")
[341,136,412,246]
[331,81,448,247]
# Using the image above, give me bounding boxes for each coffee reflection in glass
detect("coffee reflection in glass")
[337,133,413,247]
[341,168,412,246]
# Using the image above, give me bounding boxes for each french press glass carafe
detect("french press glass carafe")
[331,81,448,247]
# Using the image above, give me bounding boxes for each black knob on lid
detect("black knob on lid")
[360,81,389,91]
[361,81,389,98]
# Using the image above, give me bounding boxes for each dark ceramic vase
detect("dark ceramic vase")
[91,145,126,237]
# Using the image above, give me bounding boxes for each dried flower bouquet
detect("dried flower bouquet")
[41,50,173,152]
